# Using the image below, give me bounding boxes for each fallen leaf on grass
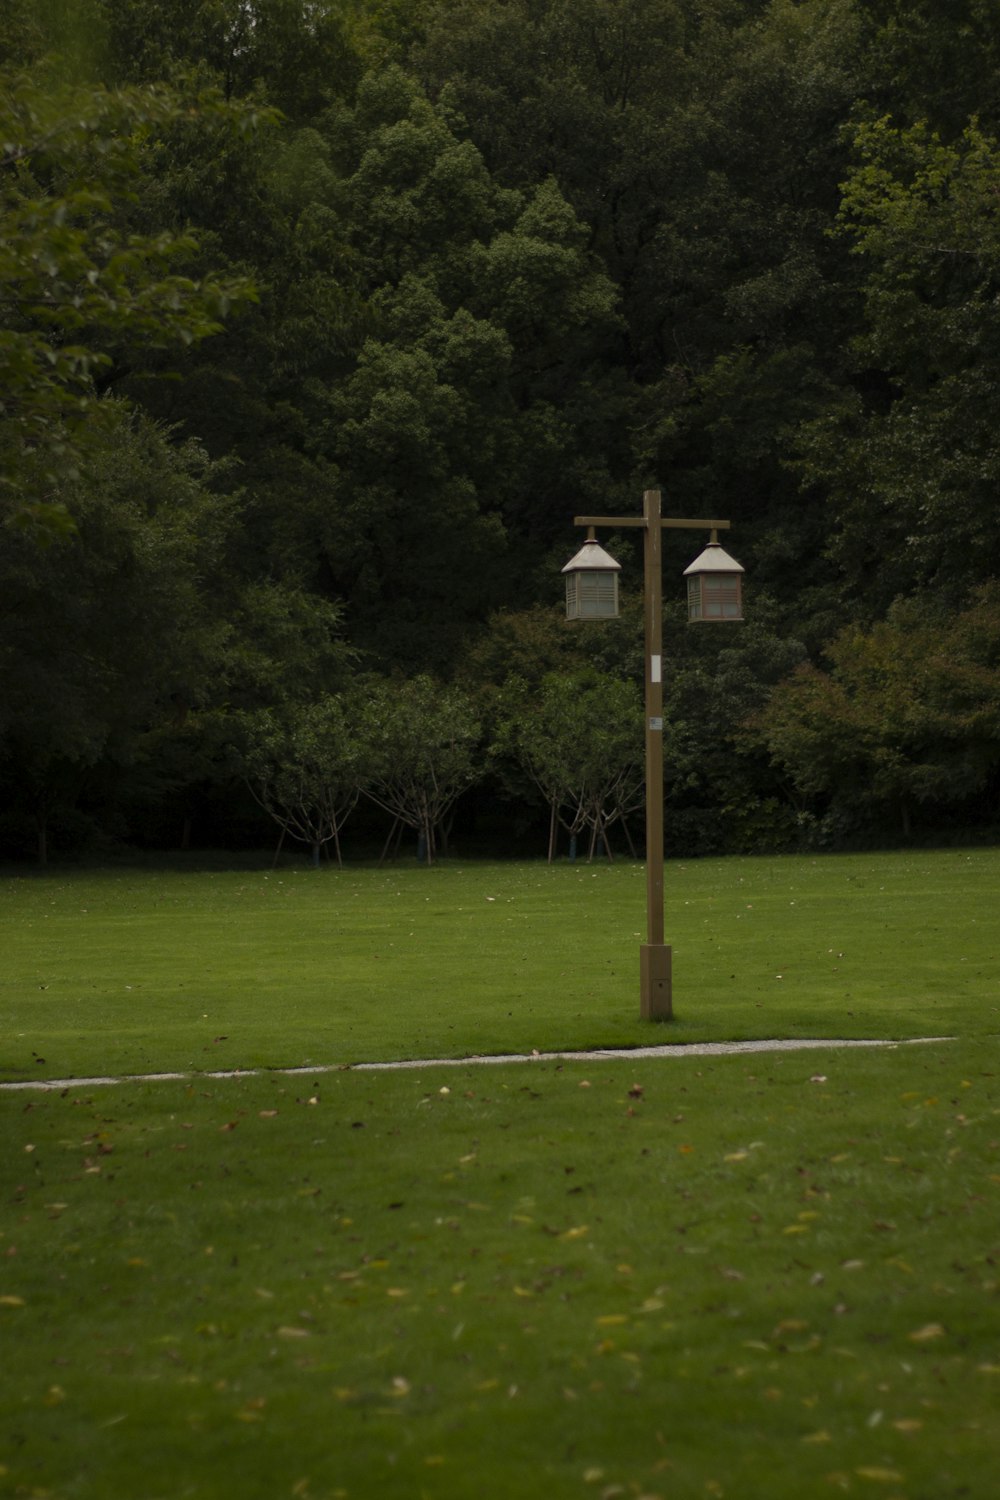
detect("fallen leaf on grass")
[276,1326,310,1339]
[909,1323,945,1342]
[0,1296,25,1307]
[802,1430,831,1444]
[855,1468,903,1483]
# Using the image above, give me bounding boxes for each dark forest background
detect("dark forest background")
[4,0,1000,863]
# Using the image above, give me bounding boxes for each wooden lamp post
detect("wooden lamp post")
[564,489,744,1020]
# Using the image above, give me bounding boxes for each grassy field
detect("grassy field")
[2,850,999,1497]
[3,847,998,1082]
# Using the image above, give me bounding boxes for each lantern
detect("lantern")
[683,534,744,622]
[562,535,622,620]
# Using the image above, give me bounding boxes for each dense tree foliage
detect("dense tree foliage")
[3,0,1000,858]
[241,694,365,865]
[356,674,482,862]
[0,64,265,528]
[494,671,644,861]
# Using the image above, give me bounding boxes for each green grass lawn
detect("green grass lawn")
[2,849,999,1497]
[3,1043,998,1499]
[3,848,999,1082]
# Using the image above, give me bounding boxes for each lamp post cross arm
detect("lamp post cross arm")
[574,515,732,532]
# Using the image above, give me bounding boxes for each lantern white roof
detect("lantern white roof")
[561,538,622,574]
[683,541,744,576]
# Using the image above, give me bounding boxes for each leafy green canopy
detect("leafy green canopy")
[495,671,643,859]
[0,65,268,528]
[356,674,483,862]
[751,587,1000,837]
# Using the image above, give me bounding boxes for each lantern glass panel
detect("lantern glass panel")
[566,569,618,620]
[688,573,742,622]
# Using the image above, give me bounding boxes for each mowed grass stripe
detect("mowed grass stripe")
[2,850,998,1083]
[1,1038,997,1498]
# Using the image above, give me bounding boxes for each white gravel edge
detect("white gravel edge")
[0,1035,955,1091]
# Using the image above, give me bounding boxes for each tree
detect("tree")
[307,65,624,669]
[860,0,1000,137]
[749,590,1000,838]
[662,606,808,854]
[0,63,267,528]
[0,405,232,860]
[356,675,482,863]
[95,0,363,122]
[795,116,1000,614]
[241,695,365,866]
[495,671,644,861]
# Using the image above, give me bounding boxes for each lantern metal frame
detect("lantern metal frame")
[561,531,622,619]
[683,530,745,622]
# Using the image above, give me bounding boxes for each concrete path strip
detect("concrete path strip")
[0,1035,954,1092]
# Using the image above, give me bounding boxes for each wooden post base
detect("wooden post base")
[640,943,672,1021]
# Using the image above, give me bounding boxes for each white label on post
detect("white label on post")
[651,655,662,683]
[649,717,663,731]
